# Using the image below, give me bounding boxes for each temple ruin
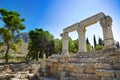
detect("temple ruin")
[35,12,120,80]
[61,12,116,54]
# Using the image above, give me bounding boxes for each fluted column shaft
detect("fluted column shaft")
[100,16,116,49]
[77,27,87,52]
[60,32,69,54]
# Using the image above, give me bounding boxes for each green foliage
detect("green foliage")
[69,39,78,53]
[86,44,92,52]
[0,8,25,63]
[0,42,4,46]
[86,38,90,45]
[11,43,18,52]
[98,37,104,45]
[116,41,119,48]
[0,28,12,42]
[14,39,23,47]
[0,54,13,59]
[0,8,25,35]
[93,35,97,49]
[95,45,103,50]
[28,28,55,60]
[54,39,62,54]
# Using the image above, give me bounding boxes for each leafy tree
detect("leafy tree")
[68,38,78,53]
[0,28,12,63]
[0,9,25,63]
[72,39,78,53]
[68,37,73,53]
[68,38,77,53]
[0,9,25,36]
[93,35,97,49]
[86,38,90,45]
[28,28,55,61]
[54,39,62,54]
[98,37,104,45]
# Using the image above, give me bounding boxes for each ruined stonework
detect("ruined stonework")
[61,12,116,54]
[34,13,120,80]
[36,49,120,80]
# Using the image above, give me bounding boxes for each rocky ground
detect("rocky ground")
[0,61,40,80]
[0,49,120,80]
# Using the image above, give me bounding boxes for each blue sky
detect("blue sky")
[0,0,120,45]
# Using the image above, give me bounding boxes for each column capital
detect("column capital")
[60,32,68,40]
[100,16,112,28]
[106,16,112,27]
[77,27,86,34]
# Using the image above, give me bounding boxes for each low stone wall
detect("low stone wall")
[36,49,120,80]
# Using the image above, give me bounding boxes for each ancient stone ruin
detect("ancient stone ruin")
[61,12,116,54]
[34,12,120,80]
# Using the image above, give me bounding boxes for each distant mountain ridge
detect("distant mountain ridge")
[15,32,30,43]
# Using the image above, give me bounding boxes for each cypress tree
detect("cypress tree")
[116,41,120,48]
[98,37,103,45]
[86,38,90,45]
[93,35,97,49]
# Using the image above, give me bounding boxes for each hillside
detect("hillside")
[15,32,30,43]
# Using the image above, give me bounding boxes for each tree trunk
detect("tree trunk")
[36,52,38,61]
[5,42,9,64]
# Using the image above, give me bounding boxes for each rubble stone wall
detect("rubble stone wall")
[37,49,120,80]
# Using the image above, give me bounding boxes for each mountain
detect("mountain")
[15,32,30,43]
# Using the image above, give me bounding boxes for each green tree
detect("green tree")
[0,9,25,36]
[72,39,78,53]
[68,37,73,53]
[28,28,55,61]
[0,9,25,63]
[54,39,62,54]
[116,41,120,48]
[86,38,92,52]
[68,38,78,53]
[86,38,90,45]
[0,28,12,63]
[98,37,104,45]
[93,35,97,50]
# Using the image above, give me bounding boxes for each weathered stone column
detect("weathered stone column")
[100,16,116,49]
[60,32,69,54]
[77,26,87,52]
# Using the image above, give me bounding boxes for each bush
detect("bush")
[95,45,103,50]
[0,54,13,59]
[86,44,92,52]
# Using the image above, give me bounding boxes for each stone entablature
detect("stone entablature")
[61,12,116,54]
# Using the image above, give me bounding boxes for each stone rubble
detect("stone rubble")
[35,49,120,80]
[0,49,119,80]
[0,61,40,80]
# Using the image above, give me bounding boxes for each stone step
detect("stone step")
[95,69,120,78]
[39,77,59,80]
[39,76,76,80]
[60,56,119,63]
[60,76,76,80]
[76,73,98,80]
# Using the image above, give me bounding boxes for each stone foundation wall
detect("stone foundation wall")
[36,49,120,80]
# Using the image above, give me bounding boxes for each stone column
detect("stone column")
[77,26,87,52]
[60,32,69,54]
[100,16,116,49]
